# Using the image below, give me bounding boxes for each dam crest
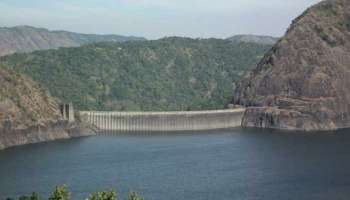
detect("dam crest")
[79,108,245,133]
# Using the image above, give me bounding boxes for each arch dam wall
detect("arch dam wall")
[79,109,245,133]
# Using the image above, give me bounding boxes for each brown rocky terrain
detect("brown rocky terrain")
[233,0,350,131]
[0,66,94,150]
[0,26,145,57]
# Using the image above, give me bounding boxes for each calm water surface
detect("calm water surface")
[1,128,350,200]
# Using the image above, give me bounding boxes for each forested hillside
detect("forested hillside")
[1,37,271,111]
[227,34,279,45]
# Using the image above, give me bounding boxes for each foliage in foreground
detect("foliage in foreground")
[5,185,144,200]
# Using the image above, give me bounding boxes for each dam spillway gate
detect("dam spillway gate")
[79,109,245,133]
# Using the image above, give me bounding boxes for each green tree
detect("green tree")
[48,185,70,200]
[0,37,271,112]
[18,196,29,200]
[127,192,144,200]
[5,186,144,200]
[18,192,40,200]
[86,191,117,200]
[30,193,40,200]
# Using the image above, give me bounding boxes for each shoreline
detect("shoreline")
[0,121,96,150]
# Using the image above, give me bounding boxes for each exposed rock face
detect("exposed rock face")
[0,66,94,150]
[233,0,350,131]
[0,121,94,150]
[0,26,145,57]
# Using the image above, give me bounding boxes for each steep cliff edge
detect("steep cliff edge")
[233,0,350,131]
[0,66,94,150]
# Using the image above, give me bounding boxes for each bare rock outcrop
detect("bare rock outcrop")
[0,66,94,150]
[233,0,350,131]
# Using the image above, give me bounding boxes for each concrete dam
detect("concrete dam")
[79,108,245,133]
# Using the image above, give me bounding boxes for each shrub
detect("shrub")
[127,192,144,200]
[18,193,40,200]
[87,191,117,200]
[48,185,70,200]
[5,186,143,200]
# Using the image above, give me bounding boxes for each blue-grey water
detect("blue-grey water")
[1,128,350,200]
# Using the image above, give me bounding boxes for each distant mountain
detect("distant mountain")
[1,37,272,111]
[0,26,146,57]
[227,34,279,45]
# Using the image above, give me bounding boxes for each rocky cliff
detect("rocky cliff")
[0,66,94,150]
[233,0,350,131]
[0,26,145,57]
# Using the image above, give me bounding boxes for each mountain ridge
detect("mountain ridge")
[0,25,146,57]
[227,34,279,45]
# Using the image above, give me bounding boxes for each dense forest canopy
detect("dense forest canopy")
[1,37,271,111]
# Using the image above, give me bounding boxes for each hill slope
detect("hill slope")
[1,37,271,111]
[0,26,145,57]
[227,35,279,45]
[0,66,93,150]
[0,66,60,130]
[233,0,350,131]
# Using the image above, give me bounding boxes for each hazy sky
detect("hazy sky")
[0,0,322,39]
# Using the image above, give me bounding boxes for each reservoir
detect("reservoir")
[1,128,350,200]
